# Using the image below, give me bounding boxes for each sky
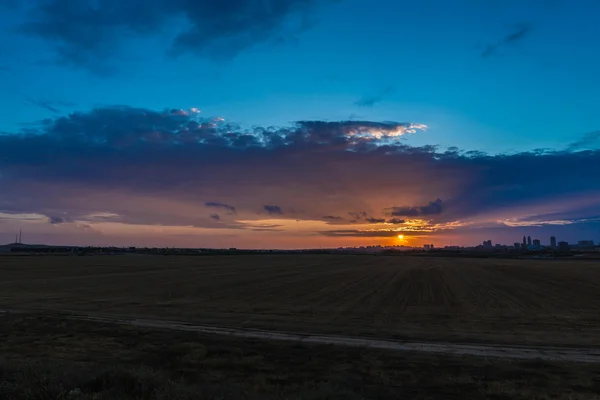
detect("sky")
[1,0,600,248]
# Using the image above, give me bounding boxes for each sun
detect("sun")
[397,234,404,239]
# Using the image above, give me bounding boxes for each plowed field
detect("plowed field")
[1,255,599,346]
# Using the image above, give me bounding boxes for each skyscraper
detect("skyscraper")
[522,236,527,247]
[527,236,532,246]
[550,236,557,248]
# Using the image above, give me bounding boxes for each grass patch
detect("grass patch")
[0,314,599,399]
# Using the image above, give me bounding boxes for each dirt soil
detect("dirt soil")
[1,254,599,346]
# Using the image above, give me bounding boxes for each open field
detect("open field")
[1,254,600,346]
[1,313,600,399]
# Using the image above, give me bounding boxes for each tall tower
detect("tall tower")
[18,230,22,244]
[550,236,557,248]
[522,236,527,247]
[527,236,532,246]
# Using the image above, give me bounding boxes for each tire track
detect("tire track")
[3,308,600,363]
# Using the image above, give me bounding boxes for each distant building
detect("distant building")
[532,239,541,247]
[527,236,532,246]
[483,240,492,248]
[550,236,557,248]
[522,236,527,247]
[577,240,594,249]
[558,241,569,251]
[424,244,430,250]
[514,242,521,249]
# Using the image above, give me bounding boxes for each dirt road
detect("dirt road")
[5,308,598,363]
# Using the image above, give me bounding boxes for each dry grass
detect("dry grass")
[1,313,600,399]
[1,254,600,345]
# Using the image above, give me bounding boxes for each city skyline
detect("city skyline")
[2,227,597,251]
[1,1,600,249]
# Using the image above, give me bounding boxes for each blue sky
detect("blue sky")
[1,0,599,247]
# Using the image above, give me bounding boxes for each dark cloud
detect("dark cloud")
[385,199,444,217]
[387,218,405,224]
[0,105,599,244]
[210,213,220,221]
[419,199,444,215]
[4,106,422,151]
[355,86,395,107]
[48,216,67,224]
[205,202,236,215]
[481,22,533,58]
[20,0,323,72]
[365,217,386,224]
[348,212,367,220]
[264,205,283,215]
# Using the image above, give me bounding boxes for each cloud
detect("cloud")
[210,213,220,221]
[264,205,283,215]
[20,0,324,72]
[348,212,367,220]
[4,106,425,150]
[365,217,386,224]
[48,216,67,224]
[501,216,600,227]
[355,86,395,107]
[482,22,533,58]
[296,120,427,140]
[319,229,416,238]
[568,131,600,151]
[387,218,405,224]
[385,199,444,217]
[24,97,76,114]
[319,219,471,238]
[0,105,599,246]
[84,212,120,221]
[205,202,236,215]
